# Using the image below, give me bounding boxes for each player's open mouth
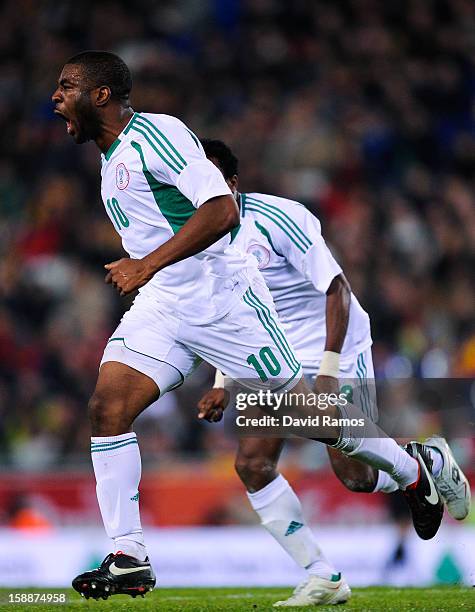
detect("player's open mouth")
[54,109,74,134]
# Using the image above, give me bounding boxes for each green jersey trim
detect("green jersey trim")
[230,224,241,243]
[104,137,121,161]
[186,128,200,149]
[245,195,312,253]
[124,113,188,173]
[137,114,187,167]
[254,220,283,257]
[133,113,187,173]
[123,112,137,135]
[131,141,196,234]
[245,195,312,247]
[130,123,183,174]
[107,336,185,389]
[245,205,306,253]
[240,193,247,215]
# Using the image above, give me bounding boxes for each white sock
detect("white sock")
[373,470,399,494]
[247,474,337,580]
[91,432,147,561]
[332,402,419,489]
[338,436,418,489]
[427,447,444,477]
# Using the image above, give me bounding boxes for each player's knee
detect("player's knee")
[234,454,278,491]
[88,393,131,436]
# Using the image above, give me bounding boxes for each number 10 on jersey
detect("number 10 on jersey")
[247,346,282,382]
[107,197,130,230]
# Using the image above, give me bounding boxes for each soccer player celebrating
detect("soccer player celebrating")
[52,52,453,604]
[198,139,471,607]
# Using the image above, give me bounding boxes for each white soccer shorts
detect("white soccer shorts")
[101,274,302,396]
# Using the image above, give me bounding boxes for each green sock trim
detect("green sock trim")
[331,573,341,582]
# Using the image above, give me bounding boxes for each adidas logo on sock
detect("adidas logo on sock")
[130,492,139,502]
[285,521,304,536]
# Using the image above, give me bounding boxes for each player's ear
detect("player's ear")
[95,86,112,107]
[230,175,239,191]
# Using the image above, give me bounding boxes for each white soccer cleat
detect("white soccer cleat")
[273,573,351,607]
[425,436,471,520]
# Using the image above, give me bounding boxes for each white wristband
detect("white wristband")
[213,370,225,388]
[318,351,340,378]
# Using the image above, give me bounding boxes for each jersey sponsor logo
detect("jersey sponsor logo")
[247,243,270,269]
[116,163,130,190]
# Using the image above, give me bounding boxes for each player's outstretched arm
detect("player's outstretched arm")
[105,194,239,295]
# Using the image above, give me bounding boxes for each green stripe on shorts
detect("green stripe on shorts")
[243,288,300,374]
[356,353,371,418]
[247,287,300,371]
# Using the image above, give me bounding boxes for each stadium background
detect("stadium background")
[0,0,474,588]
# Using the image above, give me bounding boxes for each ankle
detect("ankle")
[306,559,336,581]
[114,537,147,561]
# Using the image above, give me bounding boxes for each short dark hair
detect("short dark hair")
[201,139,239,179]
[65,51,132,101]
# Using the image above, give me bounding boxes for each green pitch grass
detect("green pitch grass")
[0,587,473,611]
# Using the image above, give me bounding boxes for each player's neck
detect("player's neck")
[95,107,134,154]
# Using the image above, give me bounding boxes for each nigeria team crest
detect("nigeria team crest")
[116,163,130,190]
[247,243,270,269]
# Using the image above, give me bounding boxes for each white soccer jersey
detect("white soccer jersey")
[100,112,257,324]
[234,192,372,371]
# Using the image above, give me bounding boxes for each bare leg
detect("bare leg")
[89,361,160,436]
[235,437,285,492]
[326,447,377,492]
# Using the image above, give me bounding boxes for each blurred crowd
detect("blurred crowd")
[0,0,474,469]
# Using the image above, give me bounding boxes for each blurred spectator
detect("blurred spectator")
[5,494,53,531]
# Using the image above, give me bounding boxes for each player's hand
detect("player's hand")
[314,375,339,397]
[104,258,154,295]
[197,388,230,422]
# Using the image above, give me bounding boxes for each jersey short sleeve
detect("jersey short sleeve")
[128,113,232,207]
[244,193,342,293]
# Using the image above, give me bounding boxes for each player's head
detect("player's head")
[52,51,132,144]
[201,139,239,193]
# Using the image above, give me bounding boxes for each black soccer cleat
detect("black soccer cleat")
[403,442,444,540]
[72,552,156,600]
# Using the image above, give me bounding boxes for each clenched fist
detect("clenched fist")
[104,257,154,295]
[197,388,231,422]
